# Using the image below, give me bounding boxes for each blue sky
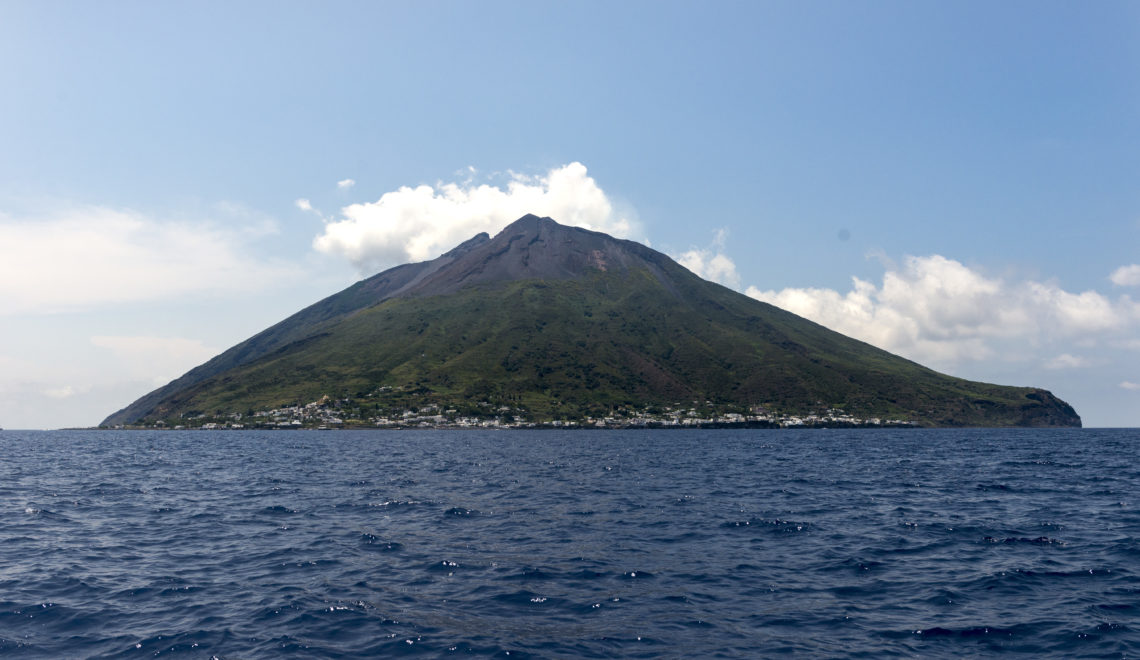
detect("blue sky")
[2,1,1138,428]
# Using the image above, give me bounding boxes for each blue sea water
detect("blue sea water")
[0,429,1137,658]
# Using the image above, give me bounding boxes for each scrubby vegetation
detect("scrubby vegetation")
[103,216,1080,429]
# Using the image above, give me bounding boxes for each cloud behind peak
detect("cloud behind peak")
[312,163,640,274]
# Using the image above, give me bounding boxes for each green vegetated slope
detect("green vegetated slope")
[99,232,493,426]
[108,216,1080,427]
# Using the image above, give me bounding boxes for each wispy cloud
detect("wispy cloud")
[0,204,296,315]
[43,385,76,399]
[1044,353,1091,369]
[312,162,641,273]
[1121,381,1140,391]
[336,179,356,190]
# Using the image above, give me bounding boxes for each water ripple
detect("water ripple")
[0,428,1137,657]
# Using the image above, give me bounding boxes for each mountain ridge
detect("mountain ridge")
[101,215,1080,428]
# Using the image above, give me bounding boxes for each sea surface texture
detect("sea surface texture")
[0,429,1137,658]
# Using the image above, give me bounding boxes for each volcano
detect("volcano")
[102,215,1080,428]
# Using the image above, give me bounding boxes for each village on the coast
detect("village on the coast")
[112,395,917,430]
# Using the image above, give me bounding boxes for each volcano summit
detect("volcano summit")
[102,215,1080,428]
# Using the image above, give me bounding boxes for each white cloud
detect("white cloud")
[91,335,218,384]
[1121,381,1140,391]
[295,198,314,212]
[0,205,296,315]
[747,254,1140,368]
[1110,264,1140,286]
[1044,353,1091,370]
[313,162,641,273]
[43,385,76,399]
[673,228,742,289]
[337,179,356,190]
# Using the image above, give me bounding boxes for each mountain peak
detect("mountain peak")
[399,215,653,298]
[500,213,553,230]
[494,214,595,243]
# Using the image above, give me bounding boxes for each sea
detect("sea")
[0,428,1137,659]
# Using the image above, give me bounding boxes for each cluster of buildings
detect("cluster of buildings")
[576,407,913,429]
[136,399,914,430]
